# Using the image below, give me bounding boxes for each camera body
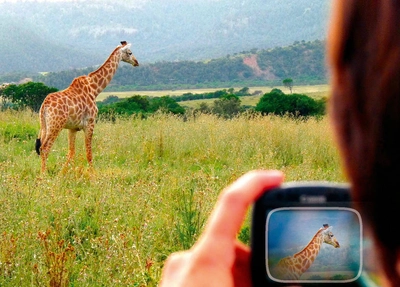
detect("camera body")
[250,182,369,286]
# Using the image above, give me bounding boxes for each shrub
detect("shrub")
[255,89,325,117]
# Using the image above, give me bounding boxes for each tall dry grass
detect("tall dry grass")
[0,109,345,286]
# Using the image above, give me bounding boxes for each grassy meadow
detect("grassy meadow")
[0,101,345,286]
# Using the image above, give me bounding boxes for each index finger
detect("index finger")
[198,170,284,254]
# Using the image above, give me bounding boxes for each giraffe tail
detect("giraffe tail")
[36,108,45,155]
[35,138,41,155]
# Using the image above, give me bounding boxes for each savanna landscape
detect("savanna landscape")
[0,85,346,286]
[0,0,339,285]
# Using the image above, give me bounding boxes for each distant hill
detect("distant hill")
[0,0,330,73]
[0,16,101,73]
[0,39,327,91]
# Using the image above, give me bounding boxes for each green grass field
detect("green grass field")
[0,86,344,286]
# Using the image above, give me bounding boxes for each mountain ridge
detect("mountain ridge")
[0,0,330,73]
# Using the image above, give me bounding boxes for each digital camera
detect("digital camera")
[250,182,378,286]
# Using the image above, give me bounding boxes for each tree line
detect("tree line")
[1,81,326,120]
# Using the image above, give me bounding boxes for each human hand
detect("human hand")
[160,170,284,287]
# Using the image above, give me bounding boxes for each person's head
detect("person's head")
[327,0,400,284]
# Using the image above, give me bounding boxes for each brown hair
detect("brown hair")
[327,0,400,284]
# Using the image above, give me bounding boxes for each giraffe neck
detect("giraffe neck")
[87,46,122,96]
[293,229,324,274]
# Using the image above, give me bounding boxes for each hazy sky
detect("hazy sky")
[0,0,76,2]
[267,207,362,250]
[0,0,147,3]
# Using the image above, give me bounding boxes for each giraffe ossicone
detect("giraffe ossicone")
[322,225,333,234]
[35,41,139,173]
[270,224,340,281]
[121,43,132,50]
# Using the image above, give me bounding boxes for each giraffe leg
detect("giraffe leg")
[84,122,95,168]
[40,131,61,173]
[40,149,49,173]
[59,129,78,175]
[66,129,77,166]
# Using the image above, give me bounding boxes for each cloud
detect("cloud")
[69,26,139,38]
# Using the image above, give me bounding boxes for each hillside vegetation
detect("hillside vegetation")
[0,0,330,72]
[1,40,328,91]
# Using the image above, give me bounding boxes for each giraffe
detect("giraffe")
[35,41,139,173]
[270,224,340,280]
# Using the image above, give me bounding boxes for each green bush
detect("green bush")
[255,89,325,117]
[149,96,185,115]
[98,95,185,119]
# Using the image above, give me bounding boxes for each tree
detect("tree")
[0,83,15,109]
[212,94,242,119]
[0,82,58,112]
[100,95,120,105]
[98,95,150,117]
[255,88,325,117]
[197,102,211,114]
[283,78,294,93]
[255,89,288,115]
[149,96,185,115]
[237,87,250,96]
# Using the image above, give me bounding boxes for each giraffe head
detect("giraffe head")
[120,41,139,67]
[321,225,340,248]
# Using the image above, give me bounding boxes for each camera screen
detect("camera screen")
[266,207,362,283]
